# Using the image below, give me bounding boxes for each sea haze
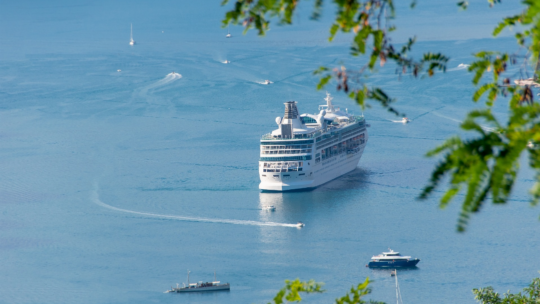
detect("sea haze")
[0,1,538,304]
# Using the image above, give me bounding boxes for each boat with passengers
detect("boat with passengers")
[368,249,420,268]
[166,270,230,293]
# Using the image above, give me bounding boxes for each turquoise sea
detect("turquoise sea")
[1,1,539,303]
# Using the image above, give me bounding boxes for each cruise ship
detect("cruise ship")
[259,93,368,191]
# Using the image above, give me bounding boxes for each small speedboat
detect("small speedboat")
[223,60,230,64]
[401,117,410,123]
[368,249,420,268]
[263,205,276,211]
[296,222,305,228]
[262,80,273,85]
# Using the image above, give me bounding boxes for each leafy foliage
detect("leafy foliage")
[473,276,540,304]
[267,278,383,304]
[335,278,385,304]
[419,101,540,231]
[221,0,448,116]
[419,0,540,231]
[268,279,324,304]
[221,0,540,231]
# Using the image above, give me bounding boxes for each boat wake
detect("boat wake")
[432,112,497,132]
[90,188,299,228]
[137,72,182,98]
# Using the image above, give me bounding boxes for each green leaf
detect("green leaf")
[329,24,339,41]
[317,75,332,90]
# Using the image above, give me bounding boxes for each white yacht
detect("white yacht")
[226,25,231,38]
[368,249,420,268]
[259,93,368,191]
[129,23,135,45]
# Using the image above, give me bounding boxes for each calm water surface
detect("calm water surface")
[0,1,538,303]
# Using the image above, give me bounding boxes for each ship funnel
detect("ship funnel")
[283,101,299,119]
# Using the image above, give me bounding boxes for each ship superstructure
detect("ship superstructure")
[259,93,368,191]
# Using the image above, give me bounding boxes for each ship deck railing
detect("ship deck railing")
[261,116,364,140]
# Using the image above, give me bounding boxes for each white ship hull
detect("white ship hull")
[259,94,368,192]
[259,141,366,191]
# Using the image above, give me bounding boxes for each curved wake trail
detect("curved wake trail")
[138,72,182,98]
[91,190,298,228]
[432,112,497,132]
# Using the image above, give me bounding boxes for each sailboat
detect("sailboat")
[129,23,135,45]
[226,25,231,38]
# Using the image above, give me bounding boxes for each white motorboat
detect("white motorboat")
[167,270,230,293]
[226,25,231,38]
[368,249,420,268]
[401,117,410,123]
[296,222,305,228]
[263,205,276,211]
[262,80,273,85]
[223,60,230,64]
[129,23,135,45]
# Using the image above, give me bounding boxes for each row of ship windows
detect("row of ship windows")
[262,162,303,168]
[340,126,364,139]
[261,149,312,155]
[263,168,303,172]
[261,145,312,150]
[314,121,364,143]
[262,173,306,177]
[320,136,365,161]
[261,173,306,177]
[259,155,312,161]
[317,132,365,150]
